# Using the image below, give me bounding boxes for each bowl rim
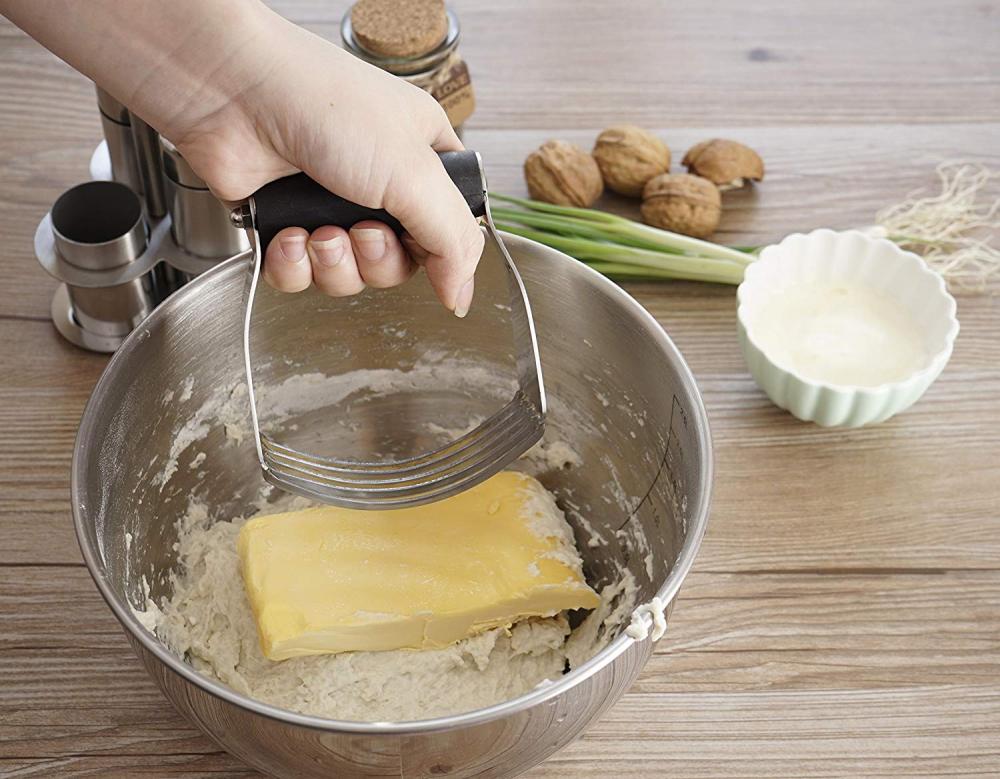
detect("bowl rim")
[72,232,713,735]
[736,227,960,394]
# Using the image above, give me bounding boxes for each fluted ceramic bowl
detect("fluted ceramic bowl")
[737,228,959,427]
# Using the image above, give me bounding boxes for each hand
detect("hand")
[170,9,483,316]
[0,0,483,316]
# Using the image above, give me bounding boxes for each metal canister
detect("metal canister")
[36,181,167,352]
[129,115,168,218]
[159,137,249,282]
[95,87,143,195]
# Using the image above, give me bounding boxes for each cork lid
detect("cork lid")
[350,0,448,59]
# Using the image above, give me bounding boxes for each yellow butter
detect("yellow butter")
[238,471,600,661]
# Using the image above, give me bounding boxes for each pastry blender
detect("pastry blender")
[232,151,545,509]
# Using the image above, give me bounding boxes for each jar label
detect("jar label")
[428,53,475,128]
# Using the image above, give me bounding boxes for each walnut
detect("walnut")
[682,139,764,190]
[524,140,603,207]
[640,173,722,238]
[591,125,671,197]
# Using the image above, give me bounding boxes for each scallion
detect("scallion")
[490,193,755,285]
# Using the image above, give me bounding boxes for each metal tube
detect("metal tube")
[160,137,249,261]
[69,277,160,337]
[41,179,165,351]
[128,113,168,218]
[94,86,128,122]
[95,86,143,194]
[51,181,146,271]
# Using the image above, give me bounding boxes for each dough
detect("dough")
[147,500,598,722]
[137,366,639,722]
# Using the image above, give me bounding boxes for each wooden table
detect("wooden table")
[2,1,999,776]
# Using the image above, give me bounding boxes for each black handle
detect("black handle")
[251,150,486,251]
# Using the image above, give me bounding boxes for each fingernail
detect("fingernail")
[308,236,345,268]
[454,278,475,318]
[351,228,386,261]
[278,235,307,263]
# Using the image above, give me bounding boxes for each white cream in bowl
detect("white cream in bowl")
[748,280,929,387]
[737,229,959,427]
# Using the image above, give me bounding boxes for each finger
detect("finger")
[263,227,312,293]
[453,276,474,319]
[306,226,365,297]
[403,233,475,317]
[412,87,463,153]
[349,221,416,289]
[430,118,463,153]
[401,232,429,266]
[401,230,478,318]
[382,148,484,313]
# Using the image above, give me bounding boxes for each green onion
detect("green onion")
[493,222,747,284]
[586,261,727,282]
[490,192,756,285]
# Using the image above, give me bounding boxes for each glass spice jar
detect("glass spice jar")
[340,3,475,134]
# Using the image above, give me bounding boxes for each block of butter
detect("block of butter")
[238,471,600,661]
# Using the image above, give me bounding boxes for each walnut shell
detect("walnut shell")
[523,140,603,207]
[682,139,764,190]
[592,125,671,197]
[640,173,721,238]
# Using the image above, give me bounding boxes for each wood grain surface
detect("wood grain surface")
[1,0,998,777]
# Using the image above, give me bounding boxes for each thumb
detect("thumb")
[382,147,484,313]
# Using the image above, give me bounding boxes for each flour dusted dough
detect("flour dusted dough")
[152,502,583,722]
[140,365,638,722]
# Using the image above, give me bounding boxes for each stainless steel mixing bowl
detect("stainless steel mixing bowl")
[72,233,712,778]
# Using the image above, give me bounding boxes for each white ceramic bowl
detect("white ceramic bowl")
[737,228,959,427]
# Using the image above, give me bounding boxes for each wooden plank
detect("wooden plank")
[7,0,1000,128]
[1,0,999,775]
[1,0,998,319]
[458,0,1000,129]
[3,280,997,569]
[4,684,1000,779]
[3,567,998,700]
[2,121,998,319]
[655,571,1000,692]
[0,755,255,778]
[3,566,998,775]
[0,319,104,566]
[533,687,1000,778]
[467,124,1000,246]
